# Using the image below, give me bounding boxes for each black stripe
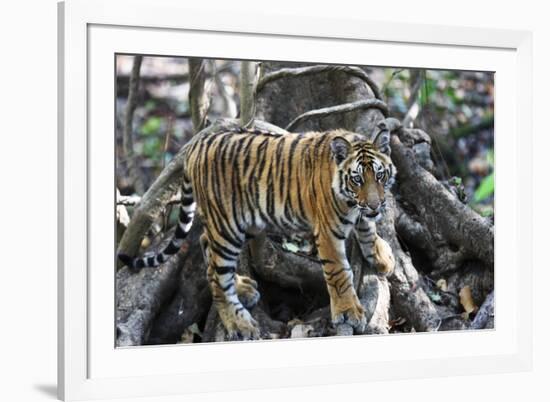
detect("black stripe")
[323,266,351,280]
[253,139,270,210]
[146,256,156,267]
[338,282,352,296]
[274,137,286,203]
[208,135,242,243]
[282,137,302,225]
[206,199,243,249]
[266,150,276,218]
[212,134,230,205]
[329,227,346,240]
[227,139,244,233]
[214,265,236,275]
[209,238,239,258]
[212,276,235,292]
[242,138,257,221]
[217,228,243,249]
[164,241,180,255]
[222,283,236,293]
[241,135,256,175]
[313,134,328,159]
[181,196,194,206]
[179,209,192,224]
[231,137,247,225]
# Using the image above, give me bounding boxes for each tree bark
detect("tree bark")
[471,290,494,330]
[122,55,145,194]
[116,223,203,346]
[188,58,209,133]
[239,61,258,127]
[145,224,212,345]
[391,127,494,273]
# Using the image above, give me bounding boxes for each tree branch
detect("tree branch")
[256,65,382,100]
[239,61,258,127]
[402,69,424,128]
[117,193,181,207]
[285,99,388,131]
[188,58,209,133]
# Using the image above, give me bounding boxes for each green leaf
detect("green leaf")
[419,74,436,105]
[142,137,161,158]
[141,116,162,136]
[449,176,462,186]
[473,172,494,203]
[480,207,494,218]
[486,149,494,168]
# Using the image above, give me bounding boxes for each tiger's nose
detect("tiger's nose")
[367,201,380,210]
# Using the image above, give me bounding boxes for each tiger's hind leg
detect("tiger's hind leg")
[201,233,260,309]
[205,235,259,340]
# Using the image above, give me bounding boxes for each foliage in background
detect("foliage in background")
[380,67,494,217]
[115,56,494,219]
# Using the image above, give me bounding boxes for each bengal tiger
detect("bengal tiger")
[118,125,396,339]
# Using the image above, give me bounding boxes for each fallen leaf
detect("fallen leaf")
[459,286,478,317]
[436,279,448,292]
[140,236,151,249]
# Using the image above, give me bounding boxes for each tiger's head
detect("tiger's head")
[330,130,395,220]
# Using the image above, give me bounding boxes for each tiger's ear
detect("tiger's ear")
[373,130,390,155]
[330,137,351,164]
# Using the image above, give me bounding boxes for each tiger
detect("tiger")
[118,125,396,340]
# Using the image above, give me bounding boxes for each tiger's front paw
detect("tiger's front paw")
[373,236,395,276]
[331,296,366,333]
[236,274,260,309]
[221,308,260,341]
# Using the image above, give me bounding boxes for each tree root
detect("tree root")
[390,129,494,269]
[116,223,202,346]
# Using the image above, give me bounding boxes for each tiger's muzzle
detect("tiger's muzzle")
[358,204,380,218]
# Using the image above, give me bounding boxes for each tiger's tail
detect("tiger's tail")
[118,173,196,271]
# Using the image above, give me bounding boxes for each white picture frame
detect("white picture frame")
[58,0,533,400]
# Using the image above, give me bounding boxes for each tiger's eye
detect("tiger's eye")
[351,175,362,185]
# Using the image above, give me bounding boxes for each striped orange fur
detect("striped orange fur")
[119,126,396,339]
